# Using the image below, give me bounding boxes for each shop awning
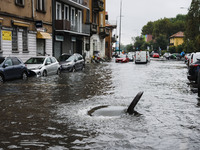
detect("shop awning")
[12,20,30,27]
[37,32,52,39]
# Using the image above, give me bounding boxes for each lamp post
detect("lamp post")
[118,0,122,55]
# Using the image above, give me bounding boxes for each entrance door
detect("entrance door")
[37,39,45,56]
[54,41,62,59]
[76,39,83,55]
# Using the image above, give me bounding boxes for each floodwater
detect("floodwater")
[0,59,200,149]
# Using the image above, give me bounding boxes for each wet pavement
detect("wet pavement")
[0,59,200,149]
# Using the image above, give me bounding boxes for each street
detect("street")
[0,59,200,149]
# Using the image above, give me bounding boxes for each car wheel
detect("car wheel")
[43,70,47,77]
[22,72,28,80]
[57,68,61,75]
[0,74,4,83]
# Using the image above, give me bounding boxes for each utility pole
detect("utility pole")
[119,0,122,55]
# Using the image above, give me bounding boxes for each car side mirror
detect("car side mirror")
[74,59,77,62]
[3,64,8,68]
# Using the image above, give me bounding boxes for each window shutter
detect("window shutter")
[43,0,46,12]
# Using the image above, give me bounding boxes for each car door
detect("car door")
[50,57,58,74]
[3,58,15,80]
[12,57,23,78]
[44,57,53,75]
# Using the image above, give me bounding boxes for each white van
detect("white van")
[135,51,150,64]
[188,52,200,66]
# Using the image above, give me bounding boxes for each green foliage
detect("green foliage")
[126,44,134,52]
[184,0,200,52]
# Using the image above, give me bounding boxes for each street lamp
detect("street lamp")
[118,0,122,55]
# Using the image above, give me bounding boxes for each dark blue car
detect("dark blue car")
[0,57,28,82]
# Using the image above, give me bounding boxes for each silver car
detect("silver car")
[25,56,61,76]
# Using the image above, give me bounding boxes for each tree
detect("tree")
[126,44,134,52]
[184,0,200,52]
[133,36,145,50]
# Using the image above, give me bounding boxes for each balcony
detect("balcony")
[99,27,110,38]
[91,23,98,34]
[55,20,90,35]
[93,0,104,12]
[67,0,89,9]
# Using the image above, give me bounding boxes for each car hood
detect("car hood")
[26,64,43,70]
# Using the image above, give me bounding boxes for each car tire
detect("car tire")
[57,68,61,75]
[0,74,4,83]
[43,70,47,77]
[22,72,28,80]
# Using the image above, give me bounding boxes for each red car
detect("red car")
[115,55,129,63]
[153,53,160,58]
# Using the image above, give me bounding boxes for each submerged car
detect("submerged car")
[59,53,85,72]
[25,56,61,76]
[0,57,28,82]
[115,55,129,63]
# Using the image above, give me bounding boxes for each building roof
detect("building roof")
[170,31,184,38]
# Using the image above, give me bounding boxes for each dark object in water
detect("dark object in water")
[127,91,144,115]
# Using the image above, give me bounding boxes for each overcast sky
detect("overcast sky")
[106,0,192,45]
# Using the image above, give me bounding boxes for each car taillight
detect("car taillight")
[191,64,199,67]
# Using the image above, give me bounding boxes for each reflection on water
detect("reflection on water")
[0,61,200,149]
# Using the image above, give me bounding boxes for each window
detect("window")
[22,28,28,52]
[12,57,21,65]
[56,2,62,20]
[71,8,76,26]
[5,59,13,66]
[12,26,18,52]
[64,5,69,20]
[15,0,24,6]
[86,10,90,23]
[37,0,46,12]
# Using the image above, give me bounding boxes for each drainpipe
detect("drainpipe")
[32,0,35,19]
[52,0,55,56]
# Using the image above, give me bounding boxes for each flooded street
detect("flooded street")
[0,59,200,149]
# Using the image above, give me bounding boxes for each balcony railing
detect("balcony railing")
[69,0,89,8]
[91,23,98,34]
[99,27,110,38]
[55,20,90,35]
[93,0,104,12]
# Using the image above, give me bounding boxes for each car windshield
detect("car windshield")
[66,55,75,62]
[0,57,5,65]
[59,55,71,61]
[25,58,45,64]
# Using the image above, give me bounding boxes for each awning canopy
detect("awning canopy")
[37,32,52,39]
[12,20,30,27]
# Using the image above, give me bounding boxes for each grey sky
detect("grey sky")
[106,0,191,45]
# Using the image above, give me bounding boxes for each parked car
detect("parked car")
[163,52,171,60]
[25,56,61,76]
[135,51,150,64]
[59,53,85,72]
[0,57,28,82]
[188,52,200,67]
[127,52,135,62]
[152,53,160,58]
[58,53,71,62]
[187,59,200,82]
[115,54,129,63]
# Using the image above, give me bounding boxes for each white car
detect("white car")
[135,51,150,64]
[25,56,61,76]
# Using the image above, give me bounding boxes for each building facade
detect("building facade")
[53,0,90,59]
[0,0,52,62]
[85,0,109,63]
[169,31,184,47]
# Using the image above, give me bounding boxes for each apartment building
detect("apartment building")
[53,0,90,59]
[0,0,52,62]
[86,0,109,62]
